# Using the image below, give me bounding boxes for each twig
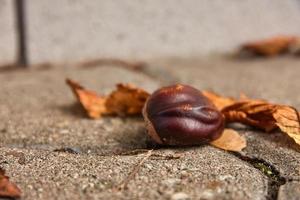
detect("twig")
[116,149,150,156]
[149,153,182,160]
[77,58,146,71]
[115,149,153,190]
[115,149,182,160]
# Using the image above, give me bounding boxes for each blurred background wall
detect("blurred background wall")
[0,1,16,64]
[1,0,300,65]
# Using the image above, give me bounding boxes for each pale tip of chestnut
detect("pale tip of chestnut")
[142,101,163,144]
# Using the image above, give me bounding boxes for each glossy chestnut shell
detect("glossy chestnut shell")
[143,84,224,145]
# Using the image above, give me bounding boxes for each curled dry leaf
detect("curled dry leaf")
[222,100,278,132]
[66,79,150,118]
[289,38,300,55]
[66,79,108,118]
[202,90,236,110]
[240,35,299,56]
[210,129,246,152]
[0,168,21,198]
[273,106,300,145]
[202,91,300,146]
[203,91,279,131]
[105,83,150,116]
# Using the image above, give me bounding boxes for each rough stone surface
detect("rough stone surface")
[1,57,300,199]
[242,131,300,179]
[0,0,16,65]
[278,182,300,200]
[27,0,300,63]
[0,65,159,154]
[0,146,267,200]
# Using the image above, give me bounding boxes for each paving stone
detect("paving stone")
[0,62,270,199]
[278,181,300,200]
[0,0,16,65]
[27,0,300,63]
[0,146,267,200]
[242,131,300,179]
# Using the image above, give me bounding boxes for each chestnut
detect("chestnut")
[143,84,224,145]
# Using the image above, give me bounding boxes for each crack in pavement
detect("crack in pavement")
[231,152,286,200]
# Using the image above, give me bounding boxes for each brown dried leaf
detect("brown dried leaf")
[202,90,235,110]
[106,83,150,116]
[202,91,278,131]
[66,79,108,118]
[0,168,21,198]
[240,35,298,56]
[66,79,150,118]
[289,38,300,55]
[210,129,246,152]
[203,91,300,146]
[222,100,278,132]
[273,106,300,145]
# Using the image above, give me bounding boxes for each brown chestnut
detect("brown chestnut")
[143,84,224,145]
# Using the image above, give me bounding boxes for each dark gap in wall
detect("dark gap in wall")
[14,0,28,67]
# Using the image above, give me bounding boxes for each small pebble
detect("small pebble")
[171,192,190,200]
[59,129,70,134]
[200,190,215,199]
[180,171,189,179]
[145,163,153,170]
[163,178,180,187]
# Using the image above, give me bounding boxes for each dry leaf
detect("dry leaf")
[289,38,300,55]
[210,129,246,152]
[273,106,300,145]
[106,83,150,116]
[66,79,108,118]
[202,90,236,110]
[203,91,300,146]
[0,168,21,198]
[202,91,278,131]
[240,35,298,56]
[222,100,278,132]
[66,79,150,118]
